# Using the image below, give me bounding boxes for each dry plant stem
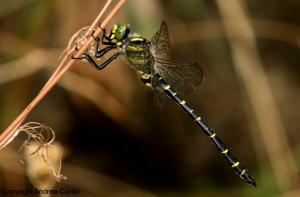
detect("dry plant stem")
[0,0,127,150]
[216,0,298,191]
[19,122,66,182]
[88,0,114,35]
[39,0,115,93]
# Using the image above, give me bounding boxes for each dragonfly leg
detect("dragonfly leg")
[90,32,116,55]
[96,52,121,70]
[94,44,116,58]
[72,51,120,70]
[90,29,117,66]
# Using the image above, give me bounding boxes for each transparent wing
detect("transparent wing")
[151,21,203,95]
[151,21,171,54]
[153,89,168,110]
[154,59,203,95]
[149,73,168,109]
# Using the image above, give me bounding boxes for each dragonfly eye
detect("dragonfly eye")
[114,24,130,41]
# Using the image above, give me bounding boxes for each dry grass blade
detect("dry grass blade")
[17,122,66,182]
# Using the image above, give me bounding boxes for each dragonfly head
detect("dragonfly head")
[111,24,130,41]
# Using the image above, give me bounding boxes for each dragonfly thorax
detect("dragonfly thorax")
[121,36,153,74]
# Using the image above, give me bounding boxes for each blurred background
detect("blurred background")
[0,0,299,196]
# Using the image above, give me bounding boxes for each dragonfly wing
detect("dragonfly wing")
[151,21,203,95]
[154,59,203,95]
[151,21,171,54]
[153,88,168,110]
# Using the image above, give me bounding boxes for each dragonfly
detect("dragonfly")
[72,21,256,187]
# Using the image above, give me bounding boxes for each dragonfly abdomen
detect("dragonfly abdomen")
[157,75,256,187]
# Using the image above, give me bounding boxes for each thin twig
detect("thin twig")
[0,0,127,150]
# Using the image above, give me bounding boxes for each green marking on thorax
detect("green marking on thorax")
[126,45,144,52]
[128,57,146,65]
